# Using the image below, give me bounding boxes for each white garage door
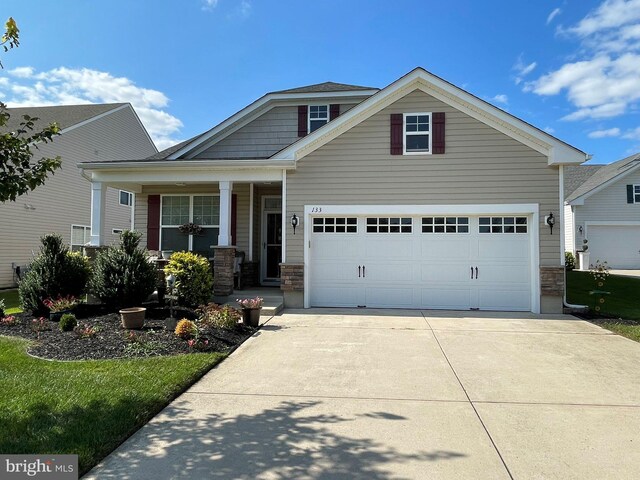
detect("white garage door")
[309,214,532,311]
[588,225,640,269]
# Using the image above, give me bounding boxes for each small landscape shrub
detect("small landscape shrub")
[197,303,240,330]
[19,235,91,314]
[0,298,5,318]
[59,313,77,332]
[1,315,18,326]
[164,252,213,307]
[175,319,197,339]
[31,317,49,333]
[187,337,209,351]
[565,251,575,271]
[90,231,157,311]
[44,295,79,313]
[74,323,97,338]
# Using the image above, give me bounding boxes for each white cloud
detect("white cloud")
[547,8,562,25]
[0,66,183,150]
[526,0,640,122]
[491,94,508,104]
[512,56,537,85]
[202,0,219,10]
[588,127,621,138]
[622,126,640,139]
[240,0,252,17]
[544,126,556,134]
[8,66,34,78]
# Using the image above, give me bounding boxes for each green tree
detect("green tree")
[0,17,62,202]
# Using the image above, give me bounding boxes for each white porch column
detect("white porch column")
[218,180,233,246]
[90,181,106,246]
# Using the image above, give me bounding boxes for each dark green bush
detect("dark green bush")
[565,251,576,271]
[59,313,77,332]
[164,251,213,307]
[19,235,91,314]
[89,231,157,311]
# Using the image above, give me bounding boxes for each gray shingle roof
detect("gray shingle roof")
[145,137,198,160]
[271,81,378,94]
[566,152,640,202]
[1,103,126,132]
[564,165,603,198]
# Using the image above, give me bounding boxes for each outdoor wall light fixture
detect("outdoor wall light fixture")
[578,226,583,235]
[291,213,299,234]
[545,212,555,235]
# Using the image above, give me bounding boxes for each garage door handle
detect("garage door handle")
[471,266,474,279]
[363,265,366,278]
[475,267,478,279]
[358,265,361,278]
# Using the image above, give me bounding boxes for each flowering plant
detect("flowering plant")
[236,297,263,309]
[187,337,209,351]
[75,323,97,338]
[589,260,610,287]
[1,315,18,326]
[43,295,78,313]
[178,222,204,235]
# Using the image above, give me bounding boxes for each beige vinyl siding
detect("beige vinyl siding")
[194,101,366,160]
[285,89,560,267]
[574,169,640,237]
[564,204,575,253]
[0,106,156,288]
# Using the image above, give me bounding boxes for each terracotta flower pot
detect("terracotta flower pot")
[242,307,261,327]
[119,307,146,329]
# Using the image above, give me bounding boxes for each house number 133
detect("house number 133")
[311,207,322,213]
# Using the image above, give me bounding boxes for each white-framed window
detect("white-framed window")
[422,217,469,233]
[366,217,412,233]
[160,195,220,257]
[313,217,357,233]
[479,217,528,234]
[308,105,329,133]
[71,225,91,252]
[119,190,133,206]
[403,113,431,154]
[634,185,640,203]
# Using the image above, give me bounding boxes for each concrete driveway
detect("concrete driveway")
[86,310,640,480]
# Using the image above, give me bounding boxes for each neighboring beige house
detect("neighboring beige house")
[79,68,588,314]
[564,153,640,269]
[0,103,157,288]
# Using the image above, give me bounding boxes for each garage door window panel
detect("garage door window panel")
[479,217,527,234]
[422,217,469,233]
[313,217,357,233]
[366,217,412,233]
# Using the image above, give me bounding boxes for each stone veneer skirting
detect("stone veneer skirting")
[540,266,564,296]
[213,246,235,296]
[280,263,304,292]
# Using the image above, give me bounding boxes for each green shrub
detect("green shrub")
[175,319,197,338]
[89,231,157,311]
[565,251,576,271]
[164,252,213,307]
[59,313,77,332]
[197,303,240,330]
[19,235,91,314]
[0,299,5,319]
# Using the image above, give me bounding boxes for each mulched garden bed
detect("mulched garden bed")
[0,304,256,361]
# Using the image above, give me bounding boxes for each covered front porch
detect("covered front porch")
[84,162,292,297]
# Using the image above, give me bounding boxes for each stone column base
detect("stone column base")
[213,246,236,296]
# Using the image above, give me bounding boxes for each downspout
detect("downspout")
[560,164,587,309]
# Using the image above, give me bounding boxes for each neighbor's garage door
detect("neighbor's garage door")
[588,225,640,269]
[309,214,532,311]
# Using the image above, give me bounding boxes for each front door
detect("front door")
[261,196,282,284]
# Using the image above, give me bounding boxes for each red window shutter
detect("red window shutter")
[231,194,237,245]
[432,112,445,154]
[390,114,403,155]
[330,104,340,121]
[147,195,160,250]
[298,105,308,137]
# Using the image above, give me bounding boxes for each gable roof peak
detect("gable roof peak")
[270,81,378,95]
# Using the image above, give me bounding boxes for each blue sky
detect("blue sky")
[1,0,639,163]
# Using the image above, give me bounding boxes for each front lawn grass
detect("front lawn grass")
[567,270,640,342]
[0,336,224,476]
[0,289,22,314]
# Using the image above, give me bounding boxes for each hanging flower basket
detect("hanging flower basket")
[178,222,204,235]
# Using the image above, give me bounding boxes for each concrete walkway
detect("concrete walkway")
[86,309,640,480]
[609,269,640,278]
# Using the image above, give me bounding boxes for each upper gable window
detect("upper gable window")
[403,113,431,154]
[308,105,329,133]
[634,185,640,203]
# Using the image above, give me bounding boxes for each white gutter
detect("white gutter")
[78,158,296,170]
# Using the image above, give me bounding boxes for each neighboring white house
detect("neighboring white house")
[564,153,640,269]
[79,67,589,314]
[0,103,158,288]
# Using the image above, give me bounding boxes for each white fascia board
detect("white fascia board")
[90,168,285,185]
[275,68,587,165]
[568,161,640,206]
[167,90,378,160]
[78,158,295,170]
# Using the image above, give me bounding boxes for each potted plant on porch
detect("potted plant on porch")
[236,296,264,327]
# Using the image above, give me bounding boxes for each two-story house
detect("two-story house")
[79,68,588,313]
